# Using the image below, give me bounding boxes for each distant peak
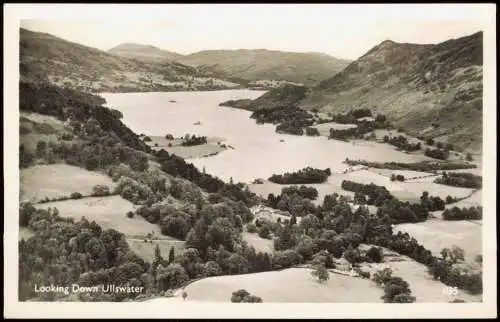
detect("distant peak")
[379,39,397,46]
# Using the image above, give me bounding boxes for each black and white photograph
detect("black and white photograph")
[3,3,497,319]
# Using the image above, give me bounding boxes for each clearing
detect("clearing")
[360,258,482,303]
[181,268,383,303]
[127,238,186,262]
[393,219,482,262]
[20,164,116,203]
[242,232,273,254]
[310,122,357,136]
[19,227,35,241]
[33,195,163,238]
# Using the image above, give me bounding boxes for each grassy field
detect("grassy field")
[33,195,163,238]
[446,189,482,208]
[360,259,482,302]
[310,122,357,136]
[242,232,273,254]
[394,218,482,262]
[182,268,383,303]
[20,164,116,203]
[397,181,474,201]
[127,238,186,262]
[146,135,227,159]
[19,227,35,241]
[368,168,436,180]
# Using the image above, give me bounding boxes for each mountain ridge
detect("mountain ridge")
[107,44,351,86]
[108,43,185,62]
[20,28,240,92]
[224,31,483,152]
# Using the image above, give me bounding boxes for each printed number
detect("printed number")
[443,286,459,296]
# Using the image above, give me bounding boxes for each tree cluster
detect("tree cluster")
[269,167,331,184]
[434,172,482,189]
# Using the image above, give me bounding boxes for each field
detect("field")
[310,122,357,136]
[20,164,116,203]
[247,167,473,206]
[181,268,383,303]
[360,259,482,302]
[446,190,482,208]
[127,238,186,262]
[394,218,482,262]
[242,232,273,254]
[146,135,228,159]
[33,196,163,238]
[397,181,475,202]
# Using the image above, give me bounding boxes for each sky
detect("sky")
[16,4,490,60]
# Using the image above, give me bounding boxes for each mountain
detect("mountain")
[231,32,483,152]
[176,49,351,86]
[108,43,184,62]
[20,28,240,92]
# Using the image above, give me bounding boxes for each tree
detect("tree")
[311,264,329,283]
[373,268,393,286]
[36,140,47,157]
[343,245,360,264]
[366,246,383,263]
[466,153,473,161]
[450,245,465,264]
[92,184,110,197]
[258,225,270,239]
[231,289,263,303]
[168,246,175,264]
[126,211,134,218]
[381,277,412,303]
[393,293,416,303]
[182,291,187,300]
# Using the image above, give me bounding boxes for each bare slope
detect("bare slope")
[300,32,483,152]
[231,32,483,152]
[177,49,351,86]
[20,28,239,92]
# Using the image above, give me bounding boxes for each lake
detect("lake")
[102,90,431,183]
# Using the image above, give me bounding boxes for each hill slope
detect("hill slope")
[300,32,483,152]
[228,32,483,152]
[20,28,240,92]
[177,49,351,86]
[108,43,184,62]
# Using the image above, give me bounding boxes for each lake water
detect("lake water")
[102,90,430,183]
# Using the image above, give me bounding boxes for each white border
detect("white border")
[3,4,497,319]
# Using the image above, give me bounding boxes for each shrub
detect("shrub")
[231,289,263,303]
[126,211,135,218]
[366,246,383,263]
[258,225,271,239]
[70,192,83,199]
[311,264,329,283]
[92,184,110,197]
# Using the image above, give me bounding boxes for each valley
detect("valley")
[17,27,484,306]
